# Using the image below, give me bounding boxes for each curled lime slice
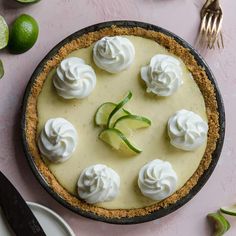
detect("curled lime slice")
[95,102,130,127]
[220,205,236,216]
[107,91,132,127]
[0,60,4,79]
[113,114,151,136]
[99,128,141,155]
[0,15,9,50]
[207,212,230,236]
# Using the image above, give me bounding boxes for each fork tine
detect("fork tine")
[208,14,219,48]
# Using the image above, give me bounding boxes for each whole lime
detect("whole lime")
[8,14,39,54]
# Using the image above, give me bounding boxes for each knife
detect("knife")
[0,171,46,236]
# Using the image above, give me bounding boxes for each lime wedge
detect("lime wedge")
[16,0,40,3]
[207,212,230,236]
[0,60,4,79]
[99,128,141,155]
[220,205,236,216]
[107,91,132,127]
[95,102,130,126]
[113,114,151,135]
[0,15,9,50]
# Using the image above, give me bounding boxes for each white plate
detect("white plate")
[0,202,75,236]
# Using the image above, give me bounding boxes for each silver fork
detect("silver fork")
[197,0,224,49]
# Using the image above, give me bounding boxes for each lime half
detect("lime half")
[107,91,132,127]
[207,212,230,236]
[99,128,141,155]
[95,102,129,127]
[0,60,4,79]
[220,205,236,216]
[0,15,9,50]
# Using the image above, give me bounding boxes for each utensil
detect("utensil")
[0,171,46,236]
[197,0,224,49]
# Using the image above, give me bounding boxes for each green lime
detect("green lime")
[16,0,40,3]
[0,60,4,79]
[107,91,132,127]
[207,212,230,236]
[99,128,141,155]
[0,15,9,50]
[95,102,130,127]
[8,14,39,54]
[220,205,236,216]
[113,114,151,135]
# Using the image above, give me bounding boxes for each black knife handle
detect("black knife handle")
[0,171,46,236]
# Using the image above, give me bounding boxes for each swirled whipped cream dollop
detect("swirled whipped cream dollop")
[138,159,177,201]
[141,54,183,96]
[38,118,78,163]
[53,57,96,99]
[168,109,208,151]
[93,36,135,73]
[77,164,120,204]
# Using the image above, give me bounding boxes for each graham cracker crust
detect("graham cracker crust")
[24,26,219,219]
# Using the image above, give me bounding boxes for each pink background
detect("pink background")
[0,0,236,235]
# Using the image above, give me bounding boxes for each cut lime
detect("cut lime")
[95,102,130,127]
[113,114,151,135]
[207,212,230,236]
[107,91,132,127]
[16,0,40,3]
[0,15,9,50]
[99,128,141,155]
[220,205,236,216]
[0,60,4,79]
[8,14,39,54]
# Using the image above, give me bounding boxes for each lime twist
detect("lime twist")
[95,91,151,155]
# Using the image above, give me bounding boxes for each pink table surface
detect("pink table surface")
[0,0,236,235]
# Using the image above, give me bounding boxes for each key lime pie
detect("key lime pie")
[24,24,220,221]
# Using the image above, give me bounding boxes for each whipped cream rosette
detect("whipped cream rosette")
[168,109,208,151]
[141,54,183,96]
[38,118,78,163]
[138,159,178,201]
[77,164,120,204]
[93,36,135,73]
[53,57,96,99]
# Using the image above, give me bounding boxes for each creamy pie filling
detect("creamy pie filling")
[37,36,207,209]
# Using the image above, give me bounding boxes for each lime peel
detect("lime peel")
[107,91,132,127]
[99,128,142,154]
[95,102,129,127]
[220,205,236,216]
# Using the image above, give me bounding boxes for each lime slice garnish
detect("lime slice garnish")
[107,91,132,127]
[99,128,141,155]
[95,102,130,127]
[16,0,40,3]
[0,60,4,79]
[220,205,236,216]
[207,212,230,236]
[0,15,9,50]
[113,114,151,136]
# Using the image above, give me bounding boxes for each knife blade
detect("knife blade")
[0,171,46,236]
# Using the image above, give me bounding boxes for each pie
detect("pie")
[24,24,220,221]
